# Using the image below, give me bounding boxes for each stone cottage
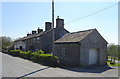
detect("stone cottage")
[14,17,69,53]
[54,29,108,66]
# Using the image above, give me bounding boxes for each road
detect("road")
[2,53,119,77]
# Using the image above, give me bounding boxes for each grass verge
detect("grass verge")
[107,60,120,67]
[107,56,120,61]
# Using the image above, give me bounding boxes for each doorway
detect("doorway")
[89,48,98,65]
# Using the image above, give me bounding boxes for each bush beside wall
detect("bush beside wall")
[8,50,59,66]
[9,50,21,56]
[19,51,31,60]
[32,54,58,66]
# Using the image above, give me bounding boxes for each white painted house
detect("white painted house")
[14,40,26,51]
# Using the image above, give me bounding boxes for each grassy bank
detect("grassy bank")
[107,60,120,67]
[107,56,120,61]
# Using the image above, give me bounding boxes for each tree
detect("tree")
[0,36,13,52]
[107,43,119,63]
[118,45,120,60]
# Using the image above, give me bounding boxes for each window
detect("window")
[28,39,29,43]
[28,39,31,43]
[33,38,36,44]
[24,40,26,44]
[23,40,25,43]
[37,37,40,43]
[62,48,66,56]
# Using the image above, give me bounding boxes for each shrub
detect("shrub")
[25,51,32,60]
[31,50,44,61]
[41,54,58,66]
[31,52,39,61]
[31,52,39,57]
[31,50,43,56]
[32,53,58,66]
[2,49,8,54]
[19,51,26,58]
[9,50,21,56]
[19,51,31,59]
[37,50,44,54]
[8,49,59,67]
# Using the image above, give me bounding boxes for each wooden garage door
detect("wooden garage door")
[89,49,98,65]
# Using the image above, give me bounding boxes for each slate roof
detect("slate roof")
[14,27,69,42]
[55,29,96,43]
[14,29,53,42]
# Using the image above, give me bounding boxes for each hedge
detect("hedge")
[37,50,44,54]
[32,54,58,66]
[31,50,44,57]
[8,50,59,66]
[19,51,31,60]
[9,50,21,56]
[31,50,44,60]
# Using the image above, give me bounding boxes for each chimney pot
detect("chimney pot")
[27,33,30,36]
[57,16,59,19]
[32,30,36,34]
[37,28,43,33]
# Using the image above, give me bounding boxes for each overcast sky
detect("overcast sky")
[1,1,118,44]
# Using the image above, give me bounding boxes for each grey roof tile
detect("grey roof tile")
[14,27,69,42]
[55,29,95,43]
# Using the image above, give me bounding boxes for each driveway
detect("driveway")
[2,53,118,78]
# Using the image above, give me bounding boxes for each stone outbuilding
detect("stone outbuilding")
[54,29,108,67]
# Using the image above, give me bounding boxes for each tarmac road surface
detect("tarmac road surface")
[1,52,118,78]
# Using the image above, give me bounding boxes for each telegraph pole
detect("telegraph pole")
[52,0,54,29]
[52,0,55,54]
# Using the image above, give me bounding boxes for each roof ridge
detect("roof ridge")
[70,28,96,34]
[14,28,55,41]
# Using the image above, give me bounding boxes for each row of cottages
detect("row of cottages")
[14,17,108,66]
[14,17,69,53]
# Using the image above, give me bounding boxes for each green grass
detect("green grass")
[107,60,120,67]
[107,56,120,61]
[116,59,120,61]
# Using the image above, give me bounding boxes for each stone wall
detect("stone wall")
[54,43,80,66]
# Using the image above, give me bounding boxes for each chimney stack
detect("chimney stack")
[37,28,43,33]
[32,30,36,34]
[27,33,31,36]
[45,22,52,31]
[56,16,64,28]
